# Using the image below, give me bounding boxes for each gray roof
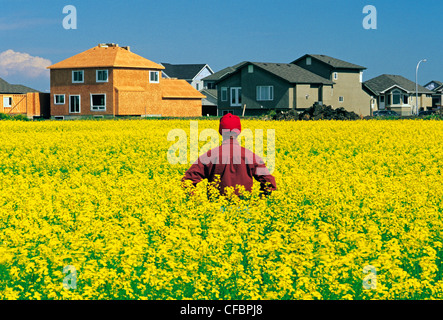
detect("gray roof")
[251,62,334,84]
[202,61,248,82]
[0,78,39,94]
[293,54,366,70]
[203,61,333,85]
[161,63,209,80]
[200,88,217,99]
[364,74,434,95]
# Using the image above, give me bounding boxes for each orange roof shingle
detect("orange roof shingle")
[47,45,165,70]
[161,79,206,99]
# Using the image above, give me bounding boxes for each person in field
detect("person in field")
[182,113,277,197]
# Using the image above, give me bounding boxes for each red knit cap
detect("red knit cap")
[219,113,241,135]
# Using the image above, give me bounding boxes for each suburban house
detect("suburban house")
[161,63,214,91]
[292,54,371,115]
[363,74,434,115]
[47,43,205,119]
[424,80,443,108]
[212,61,334,116]
[0,77,50,118]
[204,54,373,116]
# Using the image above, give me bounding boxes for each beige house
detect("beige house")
[292,54,372,116]
[363,74,434,115]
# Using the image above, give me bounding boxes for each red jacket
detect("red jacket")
[182,138,277,196]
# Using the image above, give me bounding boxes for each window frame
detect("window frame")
[3,96,12,108]
[90,93,106,111]
[54,94,65,105]
[339,96,344,102]
[230,87,242,106]
[306,57,312,65]
[333,72,338,80]
[72,70,84,84]
[392,89,402,105]
[256,85,274,101]
[221,87,228,102]
[149,71,159,83]
[96,70,109,83]
[69,95,81,113]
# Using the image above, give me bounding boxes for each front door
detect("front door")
[230,87,242,107]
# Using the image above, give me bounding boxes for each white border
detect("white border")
[90,93,106,111]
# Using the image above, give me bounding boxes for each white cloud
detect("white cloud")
[0,49,51,78]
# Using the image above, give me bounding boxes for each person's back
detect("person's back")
[182,113,276,197]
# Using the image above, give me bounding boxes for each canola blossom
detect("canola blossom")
[0,119,443,300]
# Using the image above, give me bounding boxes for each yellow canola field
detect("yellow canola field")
[0,119,443,300]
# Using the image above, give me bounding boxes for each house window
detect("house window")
[380,96,385,103]
[404,95,408,104]
[54,94,65,105]
[230,87,242,106]
[207,82,216,89]
[392,90,402,105]
[306,57,312,65]
[196,83,200,90]
[96,70,108,82]
[221,87,228,101]
[90,94,106,111]
[333,72,338,80]
[3,97,12,108]
[222,110,229,116]
[248,65,254,73]
[149,71,159,83]
[69,95,81,113]
[257,86,274,101]
[72,70,84,83]
[339,96,344,102]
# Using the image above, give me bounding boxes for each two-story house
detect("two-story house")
[47,43,205,119]
[205,54,373,117]
[292,54,371,116]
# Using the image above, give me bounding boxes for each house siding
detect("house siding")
[216,65,293,115]
[50,68,115,117]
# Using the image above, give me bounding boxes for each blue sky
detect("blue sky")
[0,0,441,92]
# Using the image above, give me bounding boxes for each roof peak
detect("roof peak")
[48,45,163,70]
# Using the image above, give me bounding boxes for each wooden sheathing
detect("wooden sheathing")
[0,92,49,118]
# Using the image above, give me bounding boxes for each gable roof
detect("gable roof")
[424,80,443,91]
[161,79,206,99]
[202,62,249,82]
[203,61,333,85]
[0,78,39,94]
[47,44,164,70]
[251,62,334,84]
[363,74,434,95]
[161,63,211,80]
[293,54,366,70]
